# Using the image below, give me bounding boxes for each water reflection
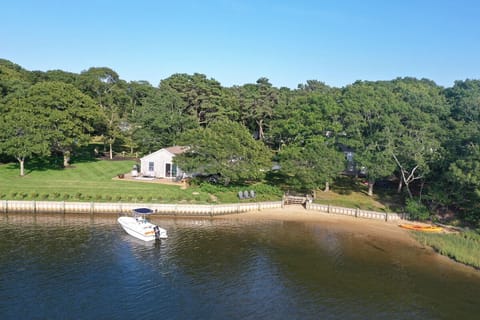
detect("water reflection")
[0,213,479,320]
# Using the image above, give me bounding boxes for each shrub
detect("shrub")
[75,192,83,200]
[252,183,283,196]
[200,182,229,194]
[405,198,430,221]
[30,192,39,199]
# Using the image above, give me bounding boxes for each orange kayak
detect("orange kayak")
[399,224,443,232]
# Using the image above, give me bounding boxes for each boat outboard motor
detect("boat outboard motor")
[154,226,161,240]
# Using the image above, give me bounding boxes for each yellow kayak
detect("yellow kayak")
[399,224,443,232]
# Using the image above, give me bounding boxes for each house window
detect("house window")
[172,164,177,177]
[148,162,154,172]
[165,163,171,177]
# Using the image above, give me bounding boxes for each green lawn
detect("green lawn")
[0,157,399,210]
[0,159,282,204]
[0,159,215,203]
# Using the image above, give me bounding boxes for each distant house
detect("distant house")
[338,144,366,176]
[337,144,354,173]
[139,146,188,179]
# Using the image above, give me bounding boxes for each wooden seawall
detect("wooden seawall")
[0,200,405,222]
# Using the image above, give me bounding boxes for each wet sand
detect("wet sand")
[219,204,420,247]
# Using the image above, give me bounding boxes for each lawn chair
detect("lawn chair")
[238,191,244,200]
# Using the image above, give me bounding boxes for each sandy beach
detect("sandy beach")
[218,204,420,247]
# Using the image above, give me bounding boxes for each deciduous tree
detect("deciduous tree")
[0,98,50,175]
[174,120,272,185]
[25,81,99,167]
[278,138,344,197]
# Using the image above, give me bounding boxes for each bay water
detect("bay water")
[0,213,479,319]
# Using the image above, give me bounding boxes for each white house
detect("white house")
[139,146,188,179]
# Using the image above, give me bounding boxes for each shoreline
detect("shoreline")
[4,204,477,273]
[218,205,418,247]
[218,207,480,275]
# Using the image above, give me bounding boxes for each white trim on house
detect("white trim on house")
[139,146,187,179]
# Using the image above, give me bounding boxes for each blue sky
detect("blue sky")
[2,0,480,88]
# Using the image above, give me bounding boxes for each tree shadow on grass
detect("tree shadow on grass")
[331,175,405,212]
[373,180,404,212]
[24,149,101,175]
[331,176,362,195]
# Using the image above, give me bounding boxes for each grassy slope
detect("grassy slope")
[314,176,403,213]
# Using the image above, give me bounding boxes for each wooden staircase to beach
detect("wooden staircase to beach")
[283,195,308,205]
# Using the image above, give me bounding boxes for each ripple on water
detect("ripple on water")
[1,214,480,319]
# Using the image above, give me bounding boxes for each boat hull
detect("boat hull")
[118,217,168,241]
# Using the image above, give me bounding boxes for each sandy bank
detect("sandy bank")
[217,205,419,246]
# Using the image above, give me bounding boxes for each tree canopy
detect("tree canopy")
[174,119,272,185]
[1,58,480,224]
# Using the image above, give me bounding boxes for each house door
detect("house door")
[165,163,171,177]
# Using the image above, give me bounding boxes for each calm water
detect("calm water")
[0,213,479,320]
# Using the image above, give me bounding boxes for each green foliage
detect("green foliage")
[199,183,229,194]
[0,99,51,175]
[175,119,273,185]
[159,73,228,126]
[23,81,99,167]
[405,198,430,221]
[232,77,279,141]
[2,58,480,225]
[444,143,480,224]
[279,138,344,193]
[132,85,198,153]
[268,84,341,148]
[249,183,283,197]
[411,230,480,269]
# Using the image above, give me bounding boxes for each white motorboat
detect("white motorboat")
[118,208,168,241]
